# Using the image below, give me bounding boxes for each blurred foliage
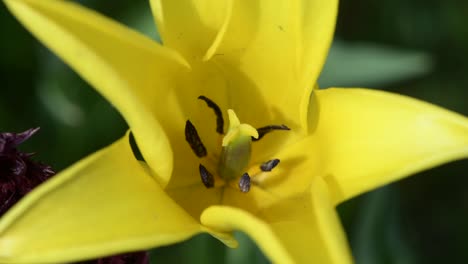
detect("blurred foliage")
[319,41,433,87]
[335,1,468,264]
[1,0,467,263]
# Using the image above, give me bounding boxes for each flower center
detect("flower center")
[185,96,290,193]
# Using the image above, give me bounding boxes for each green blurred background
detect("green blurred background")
[1,0,467,263]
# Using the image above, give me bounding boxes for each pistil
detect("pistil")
[218,109,258,180]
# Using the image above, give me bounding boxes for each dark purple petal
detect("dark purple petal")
[12,157,27,176]
[77,252,150,264]
[0,138,5,153]
[0,128,55,216]
[99,252,149,264]
[1,127,40,147]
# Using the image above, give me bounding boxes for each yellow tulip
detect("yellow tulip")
[2,0,468,263]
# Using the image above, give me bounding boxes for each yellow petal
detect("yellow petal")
[202,0,338,132]
[150,0,231,61]
[253,137,322,200]
[0,133,201,263]
[4,0,191,187]
[166,184,223,220]
[314,88,468,204]
[201,177,352,263]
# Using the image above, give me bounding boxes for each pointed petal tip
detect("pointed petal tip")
[201,226,239,249]
[315,88,468,204]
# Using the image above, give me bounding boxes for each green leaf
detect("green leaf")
[319,40,433,87]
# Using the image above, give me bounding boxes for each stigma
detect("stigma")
[185,96,290,193]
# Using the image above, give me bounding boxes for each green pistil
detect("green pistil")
[218,110,258,180]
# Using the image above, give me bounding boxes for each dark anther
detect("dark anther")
[199,164,215,188]
[252,125,290,141]
[238,173,251,193]
[185,120,207,158]
[260,159,280,172]
[198,95,224,134]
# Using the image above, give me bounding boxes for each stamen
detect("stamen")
[253,125,290,141]
[198,95,224,134]
[238,173,251,193]
[260,159,280,172]
[185,120,207,158]
[199,164,215,188]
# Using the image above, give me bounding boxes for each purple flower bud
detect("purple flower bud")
[0,128,55,216]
